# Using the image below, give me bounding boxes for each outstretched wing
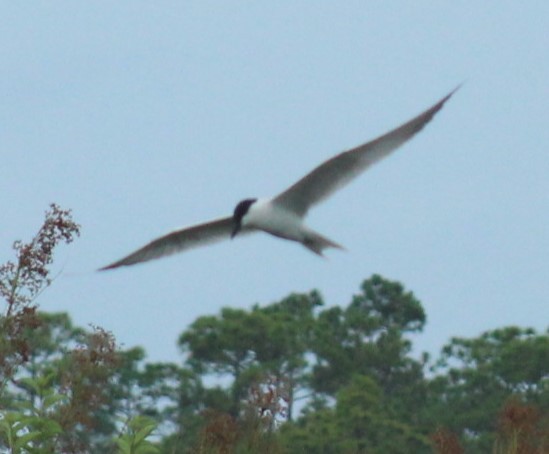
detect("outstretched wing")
[273,87,459,216]
[99,216,255,270]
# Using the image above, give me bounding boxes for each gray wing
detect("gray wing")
[99,216,254,270]
[273,87,459,216]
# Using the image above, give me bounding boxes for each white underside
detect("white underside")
[241,199,309,242]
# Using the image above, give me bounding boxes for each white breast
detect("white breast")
[242,199,306,241]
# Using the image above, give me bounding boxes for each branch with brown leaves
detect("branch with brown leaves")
[0,204,80,385]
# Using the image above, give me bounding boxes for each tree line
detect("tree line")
[1,205,547,453]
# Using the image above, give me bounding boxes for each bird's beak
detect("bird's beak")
[231,223,241,239]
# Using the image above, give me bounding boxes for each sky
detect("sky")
[2,2,548,365]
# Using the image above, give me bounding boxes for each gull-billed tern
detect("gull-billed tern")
[100,88,458,270]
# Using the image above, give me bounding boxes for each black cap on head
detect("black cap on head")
[232,198,257,238]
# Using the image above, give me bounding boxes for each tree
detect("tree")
[175,275,436,452]
[310,275,427,414]
[426,326,549,452]
[0,205,164,453]
[1,204,80,394]
[178,291,320,420]
[279,375,431,453]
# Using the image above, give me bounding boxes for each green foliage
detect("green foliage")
[178,292,320,420]
[310,274,426,396]
[0,411,42,454]
[279,375,431,453]
[0,375,65,453]
[427,327,549,452]
[115,416,160,454]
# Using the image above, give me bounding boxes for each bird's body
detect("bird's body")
[100,87,459,270]
[243,199,304,241]
[240,198,343,255]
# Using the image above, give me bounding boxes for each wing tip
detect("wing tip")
[97,262,122,272]
[409,83,461,135]
[436,83,463,110]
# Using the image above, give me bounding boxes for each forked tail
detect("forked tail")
[302,230,345,256]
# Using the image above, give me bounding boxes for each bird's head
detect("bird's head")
[232,198,257,238]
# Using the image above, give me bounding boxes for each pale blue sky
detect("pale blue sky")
[2,2,548,363]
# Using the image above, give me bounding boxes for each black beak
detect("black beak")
[231,223,241,239]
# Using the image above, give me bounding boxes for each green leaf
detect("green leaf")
[14,400,34,411]
[42,393,68,410]
[135,444,160,454]
[19,377,41,395]
[13,417,34,433]
[40,419,63,436]
[133,423,156,446]
[14,431,41,450]
[0,419,13,433]
[115,437,132,454]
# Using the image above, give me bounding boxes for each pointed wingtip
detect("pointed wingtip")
[435,84,461,109]
[97,265,113,272]
[97,262,121,272]
[443,83,464,103]
[414,84,461,133]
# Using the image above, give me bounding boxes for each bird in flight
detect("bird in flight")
[100,88,458,270]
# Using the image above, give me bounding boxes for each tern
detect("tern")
[100,88,458,270]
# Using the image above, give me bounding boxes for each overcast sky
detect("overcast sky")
[2,2,548,364]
